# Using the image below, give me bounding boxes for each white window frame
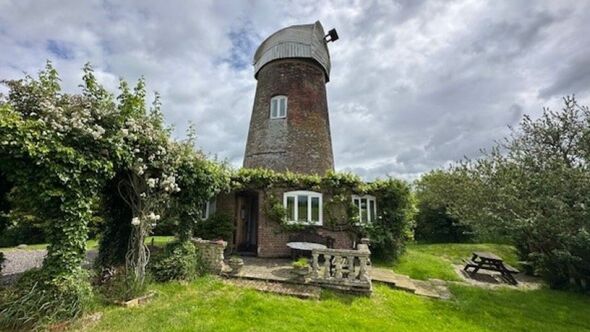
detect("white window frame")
[352,194,377,224]
[283,190,322,225]
[270,95,288,119]
[200,197,216,220]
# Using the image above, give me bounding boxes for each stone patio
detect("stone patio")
[224,257,451,299]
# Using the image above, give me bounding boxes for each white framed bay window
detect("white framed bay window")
[283,191,322,225]
[352,194,377,223]
[270,95,287,119]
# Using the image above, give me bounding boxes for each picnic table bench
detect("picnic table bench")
[463,251,519,285]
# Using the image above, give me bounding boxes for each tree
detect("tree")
[414,170,472,243]
[447,96,590,289]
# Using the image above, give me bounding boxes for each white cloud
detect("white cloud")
[1,0,589,180]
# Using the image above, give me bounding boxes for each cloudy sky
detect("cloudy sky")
[1,0,589,180]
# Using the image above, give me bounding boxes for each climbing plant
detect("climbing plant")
[0,62,124,329]
[0,62,227,328]
[230,168,413,259]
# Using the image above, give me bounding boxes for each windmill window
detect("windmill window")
[270,95,287,119]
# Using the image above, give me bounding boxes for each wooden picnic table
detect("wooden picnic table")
[464,251,519,285]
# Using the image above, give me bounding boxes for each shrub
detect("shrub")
[414,203,472,243]
[414,170,473,243]
[150,241,203,282]
[96,267,148,303]
[194,213,234,241]
[292,257,309,268]
[0,268,93,330]
[364,179,413,261]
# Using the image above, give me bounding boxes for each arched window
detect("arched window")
[283,190,322,225]
[352,194,377,223]
[270,95,287,119]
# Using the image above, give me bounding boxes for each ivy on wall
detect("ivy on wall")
[230,168,413,259]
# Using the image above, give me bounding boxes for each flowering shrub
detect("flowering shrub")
[0,63,228,328]
[0,63,122,329]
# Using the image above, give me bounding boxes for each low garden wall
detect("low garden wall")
[192,238,227,274]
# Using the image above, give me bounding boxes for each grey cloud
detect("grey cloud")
[1,0,589,181]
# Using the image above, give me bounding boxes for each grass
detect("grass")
[381,242,518,281]
[73,276,590,332]
[0,236,175,252]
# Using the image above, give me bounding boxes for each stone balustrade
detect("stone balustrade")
[310,243,372,293]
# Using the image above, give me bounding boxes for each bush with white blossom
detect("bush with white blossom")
[0,63,229,328]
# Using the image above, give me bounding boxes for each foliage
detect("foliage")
[150,241,203,282]
[362,179,413,260]
[194,213,234,241]
[0,62,226,328]
[0,251,4,274]
[95,173,133,268]
[232,168,413,261]
[171,134,229,242]
[0,212,45,247]
[0,268,93,330]
[413,171,473,243]
[71,276,590,332]
[0,62,123,328]
[442,96,590,290]
[292,257,309,269]
[96,267,148,303]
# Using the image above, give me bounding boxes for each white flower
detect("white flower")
[131,217,141,226]
[147,178,158,188]
[147,212,161,221]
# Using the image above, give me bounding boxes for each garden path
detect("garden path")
[371,267,452,299]
[0,249,97,285]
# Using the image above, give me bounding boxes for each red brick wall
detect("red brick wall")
[243,58,335,175]
[256,189,356,258]
[216,189,357,258]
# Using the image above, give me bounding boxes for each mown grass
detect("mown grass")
[73,276,590,332]
[381,243,518,281]
[0,236,174,252]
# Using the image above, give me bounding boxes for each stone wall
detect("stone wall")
[192,238,227,274]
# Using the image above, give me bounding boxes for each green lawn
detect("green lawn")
[74,276,590,332]
[384,243,518,281]
[0,236,174,252]
[68,242,590,332]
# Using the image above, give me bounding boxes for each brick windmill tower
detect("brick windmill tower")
[243,21,339,175]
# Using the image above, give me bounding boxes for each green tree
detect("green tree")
[414,170,472,243]
[447,96,590,289]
